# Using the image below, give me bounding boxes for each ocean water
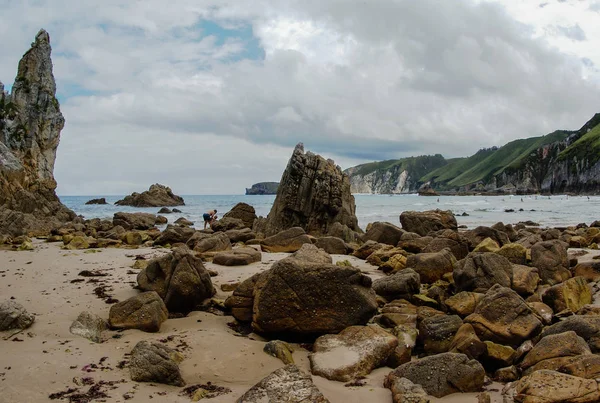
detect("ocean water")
[59,194,600,231]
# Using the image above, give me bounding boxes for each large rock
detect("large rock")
[309,325,398,381]
[153,224,195,246]
[372,268,420,300]
[137,247,215,313]
[113,212,157,231]
[315,236,349,255]
[115,184,184,207]
[512,264,540,296]
[237,365,329,403]
[463,226,510,249]
[542,315,600,353]
[260,227,312,253]
[422,231,469,260]
[0,30,76,236]
[251,258,377,335]
[453,252,513,293]
[384,376,431,403]
[520,331,591,370]
[387,352,485,398]
[531,240,570,285]
[363,222,405,246]
[289,243,332,264]
[213,247,261,266]
[222,202,256,228]
[514,370,600,403]
[465,284,543,347]
[406,248,456,284]
[211,217,246,232]
[108,291,168,332]
[542,276,592,314]
[399,210,457,236]
[261,143,360,236]
[69,311,107,343]
[129,340,185,386]
[0,300,35,330]
[187,232,231,254]
[419,314,463,355]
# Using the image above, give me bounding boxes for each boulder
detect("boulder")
[514,370,600,403]
[482,341,516,371]
[225,228,256,243]
[449,323,487,360]
[542,315,600,353]
[465,284,543,347]
[384,376,431,403]
[387,352,485,398]
[108,291,168,332]
[512,265,540,296]
[85,198,107,205]
[157,207,172,214]
[309,325,398,381]
[453,252,513,293]
[326,221,361,244]
[129,340,185,386]
[473,237,500,253]
[418,314,463,355]
[137,247,215,313]
[0,300,35,331]
[225,272,263,322]
[153,224,196,246]
[211,217,246,232]
[187,232,231,254]
[559,355,600,379]
[251,258,377,335]
[542,276,592,314]
[362,222,405,246]
[69,311,107,343]
[422,233,469,260]
[399,210,457,236]
[406,248,456,284]
[380,253,409,274]
[398,236,433,254]
[263,340,294,365]
[520,331,591,370]
[288,243,332,264]
[260,227,312,253]
[315,236,349,255]
[531,240,570,285]
[372,268,420,301]
[261,143,360,236]
[174,217,193,227]
[115,184,184,207]
[497,243,528,265]
[213,247,261,266]
[444,292,484,317]
[574,261,600,282]
[113,212,157,230]
[352,240,387,259]
[222,202,257,228]
[463,226,510,249]
[236,365,329,403]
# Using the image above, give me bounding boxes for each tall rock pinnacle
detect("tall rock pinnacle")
[0,29,74,236]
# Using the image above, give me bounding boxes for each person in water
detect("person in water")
[203,209,217,229]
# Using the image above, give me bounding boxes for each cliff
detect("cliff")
[0,29,75,235]
[245,182,279,195]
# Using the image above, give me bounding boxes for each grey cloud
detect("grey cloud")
[591,1,600,11]
[548,24,587,41]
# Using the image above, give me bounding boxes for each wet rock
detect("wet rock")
[222,202,257,228]
[115,184,184,207]
[372,268,420,301]
[309,325,398,381]
[531,240,570,285]
[69,311,107,343]
[0,300,35,331]
[129,340,185,386]
[108,291,168,332]
[399,210,457,236]
[514,370,600,403]
[213,247,261,266]
[453,252,513,293]
[406,248,456,284]
[260,227,312,253]
[237,364,329,403]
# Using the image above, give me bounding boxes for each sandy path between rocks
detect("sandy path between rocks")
[0,240,506,402]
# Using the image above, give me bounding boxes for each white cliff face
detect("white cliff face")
[349,169,416,194]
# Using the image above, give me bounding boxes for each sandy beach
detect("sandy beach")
[0,240,512,403]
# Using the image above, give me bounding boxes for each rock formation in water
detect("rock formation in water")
[115,184,184,207]
[246,182,279,195]
[0,29,75,236]
[260,143,360,236]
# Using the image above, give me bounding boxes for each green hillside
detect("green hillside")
[421,149,495,183]
[558,122,600,165]
[350,154,447,179]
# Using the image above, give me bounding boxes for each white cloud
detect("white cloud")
[0,0,599,195]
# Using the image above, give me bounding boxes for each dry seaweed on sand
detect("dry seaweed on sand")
[179,382,232,400]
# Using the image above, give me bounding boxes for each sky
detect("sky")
[1,0,599,195]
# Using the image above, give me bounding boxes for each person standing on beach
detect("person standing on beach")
[203,209,217,229]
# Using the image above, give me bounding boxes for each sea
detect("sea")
[59,194,600,231]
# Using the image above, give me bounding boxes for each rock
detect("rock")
[398,236,433,254]
[69,311,107,343]
[542,276,592,314]
[0,300,35,330]
[153,224,196,246]
[187,232,231,254]
[157,207,172,214]
[115,184,184,207]
[225,228,256,243]
[574,261,600,282]
[352,240,387,259]
[222,203,257,228]
[528,302,554,325]
[399,210,457,236]
[520,331,591,370]
[245,182,279,195]
[211,217,246,232]
[309,325,398,381]
[108,291,168,332]
[261,144,359,237]
[372,268,420,300]
[0,30,76,236]
[542,315,600,353]
[494,365,520,382]
[327,221,361,244]
[225,272,263,322]
[463,226,510,249]
[482,341,516,370]
[465,284,543,347]
[263,340,294,365]
[363,222,405,245]
[85,198,107,205]
[512,265,540,295]
[384,376,431,403]
[497,243,528,265]
[129,340,185,386]
[365,245,403,267]
[121,231,143,246]
[288,243,332,264]
[155,216,167,225]
[174,217,193,227]
[422,233,469,260]
[453,252,513,293]
[449,323,487,360]
[260,227,312,253]
[531,240,570,285]
[137,247,215,313]
[251,258,377,335]
[387,352,485,398]
[514,370,600,403]
[315,236,349,255]
[406,248,456,284]
[444,292,484,317]
[380,253,409,274]
[63,235,92,250]
[418,314,463,355]
[559,355,600,379]
[213,247,261,266]
[473,237,500,253]
[113,212,157,231]
[237,364,329,403]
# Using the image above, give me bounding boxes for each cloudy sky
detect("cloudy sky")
[1,0,599,195]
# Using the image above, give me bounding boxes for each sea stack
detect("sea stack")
[115,184,185,207]
[261,143,360,236]
[0,29,75,236]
